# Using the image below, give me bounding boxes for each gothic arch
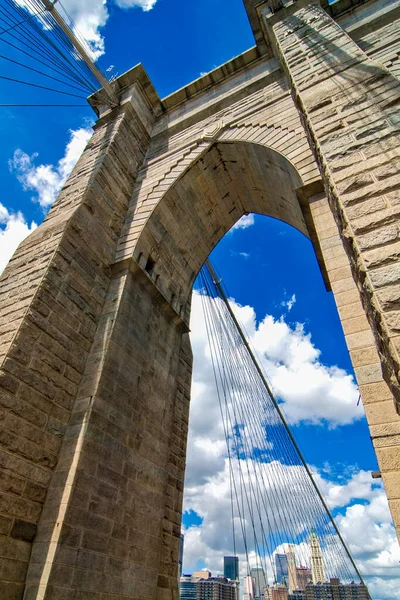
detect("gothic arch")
[130,140,309,319]
[115,110,319,265]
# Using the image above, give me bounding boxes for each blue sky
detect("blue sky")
[1,1,399,598]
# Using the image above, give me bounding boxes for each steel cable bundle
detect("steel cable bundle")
[0,0,110,106]
[196,261,369,594]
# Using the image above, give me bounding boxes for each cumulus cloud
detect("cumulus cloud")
[5,125,92,271]
[0,204,37,275]
[190,291,363,429]
[183,291,400,596]
[115,0,157,9]
[314,469,378,510]
[231,214,255,231]
[337,489,400,599]
[183,454,400,597]
[17,0,158,59]
[10,127,92,209]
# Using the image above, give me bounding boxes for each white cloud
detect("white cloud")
[4,125,92,271]
[191,292,363,429]
[337,489,400,599]
[17,0,158,59]
[281,293,296,312]
[231,250,251,259]
[183,292,400,597]
[231,214,255,231]
[10,127,92,209]
[314,469,378,510]
[115,0,157,9]
[182,454,400,597]
[0,204,37,274]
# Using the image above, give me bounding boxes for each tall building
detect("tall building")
[197,576,238,600]
[275,554,288,585]
[295,567,311,591]
[243,575,255,600]
[250,566,267,600]
[194,571,211,580]
[180,575,198,600]
[309,533,325,584]
[304,579,369,600]
[265,584,289,600]
[179,534,184,579]
[288,592,305,600]
[181,572,212,600]
[286,545,298,593]
[224,556,239,581]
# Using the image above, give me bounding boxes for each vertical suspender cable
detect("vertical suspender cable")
[204,259,368,591]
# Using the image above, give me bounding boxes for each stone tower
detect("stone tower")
[310,531,326,584]
[286,544,298,592]
[0,0,400,598]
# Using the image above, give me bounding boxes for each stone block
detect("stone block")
[382,471,400,500]
[345,328,375,350]
[342,315,371,336]
[0,581,25,600]
[359,380,393,404]
[385,498,400,528]
[350,346,379,367]
[375,445,400,471]
[10,521,37,543]
[364,399,399,425]
[354,363,382,385]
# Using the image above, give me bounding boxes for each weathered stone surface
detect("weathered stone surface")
[269,1,400,416]
[0,0,400,597]
[308,192,400,547]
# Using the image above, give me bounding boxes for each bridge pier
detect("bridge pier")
[23,264,189,600]
[304,188,400,538]
[268,0,400,409]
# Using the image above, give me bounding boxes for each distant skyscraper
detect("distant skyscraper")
[180,574,197,600]
[197,576,238,600]
[179,534,184,579]
[180,571,211,600]
[309,532,325,584]
[265,584,289,600]
[243,575,255,600]
[275,554,288,585]
[224,556,239,580]
[295,567,311,591]
[193,570,211,580]
[250,566,266,600]
[285,545,298,593]
[288,591,305,600]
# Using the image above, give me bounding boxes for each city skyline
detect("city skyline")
[180,531,366,600]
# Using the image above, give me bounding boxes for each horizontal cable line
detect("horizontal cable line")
[196,261,369,592]
[0,34,92,91]
[0,10,94,90]
[0,74,87,98]
[2,1,98,92]
[0,52,93,93]
[0,2,45,37]
[0,103,88,107]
